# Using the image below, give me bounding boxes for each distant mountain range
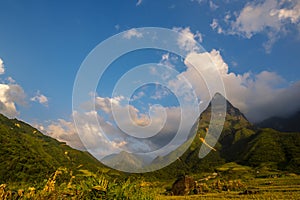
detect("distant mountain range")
[1,93,299,183]
[101,94,300,177]
[257,111,300,132]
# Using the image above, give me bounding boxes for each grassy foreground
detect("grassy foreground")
[157,175,300,200]
[1,167,299,199]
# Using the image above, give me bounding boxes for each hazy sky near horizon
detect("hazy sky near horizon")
[0,0,300,151]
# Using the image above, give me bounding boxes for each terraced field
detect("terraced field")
[158,176,300,199]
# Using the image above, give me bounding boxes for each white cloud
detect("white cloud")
[217,0,300,52]
[42,111,129,155]
[191,0,218,10]
[150,87,170,100]
[162,53,169,61]
[69,89,200,158]
[275,0,300,23]
[132,91,145,101]
[123,28,143,39]
[0,83,26,118]
[94,95,125,113]
[191,0,205,4]
[114,24,120,30]
[210,19,224,34]
[173,27,203,52]
[209,0,219,10]
[30,91,48,106]
[232,0,281,38]
[0,58,27,118]
[46,118,86,150]
[136,0,143,6]
[158,52,180,70]
[7,77,16,83]
[0,57,49,118]
[0,58,5,75]
[43,104,183,159]
[180,48,300,122]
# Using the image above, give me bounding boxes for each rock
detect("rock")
[171,176,196,195]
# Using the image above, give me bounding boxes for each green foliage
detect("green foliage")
[0,168,156,199]
[240,128,300,173]
[0,114,107,183]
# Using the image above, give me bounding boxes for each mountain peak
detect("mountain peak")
[209,92,248,120]
[212,92,226,99]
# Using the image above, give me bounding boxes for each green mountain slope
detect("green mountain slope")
[238,128,300,173]
[147,94,300,179]
[1,93,299,184]
[0,114,107,183]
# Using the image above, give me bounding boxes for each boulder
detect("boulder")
[171,176,196,195]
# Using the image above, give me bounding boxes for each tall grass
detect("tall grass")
[0,167,156,199]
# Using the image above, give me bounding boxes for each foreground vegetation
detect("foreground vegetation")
[0,167,157,199]
[1,166,300,199]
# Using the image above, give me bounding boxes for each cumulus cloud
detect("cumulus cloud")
[0,58,26,118]
[123,28,143,39]
[42,104,183,159]
[0,58,5,75]
[181,48,300,122]
[0,83,26,118]
[30,91,48,106]
[0,57,48,118]
[37,25,300,162]
[173,27,203,52]
[212,0,300,52]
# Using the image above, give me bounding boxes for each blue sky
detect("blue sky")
[0,0,300,156]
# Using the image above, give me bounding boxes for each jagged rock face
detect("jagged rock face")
[171,176,196,195]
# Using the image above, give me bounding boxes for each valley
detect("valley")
[0,94,299,199]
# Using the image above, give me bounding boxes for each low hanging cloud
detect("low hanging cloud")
[211,0,300,52]
[45,118,86,150]
[46,90,197,158]
[171,26,300,121]
[181,48,300,122]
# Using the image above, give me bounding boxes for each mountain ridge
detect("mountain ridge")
[0,114,108,183]
[257,110,300,132]
[0,93,299,183]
